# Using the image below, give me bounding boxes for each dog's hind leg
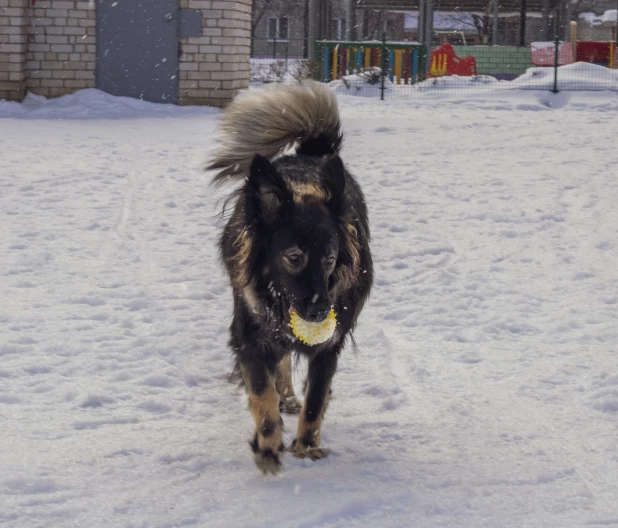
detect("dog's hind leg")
[291,347,339,460]
[276,355,302,415]
[242,360,285,475]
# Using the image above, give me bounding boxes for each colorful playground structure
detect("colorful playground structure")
[427,44,477,78]
[315,39,618,87]
[314,41,426,85]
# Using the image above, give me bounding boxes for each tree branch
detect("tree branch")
[253,0,277,32]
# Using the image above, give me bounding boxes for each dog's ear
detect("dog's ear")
[246,154,292,223]
[321,155,346,216]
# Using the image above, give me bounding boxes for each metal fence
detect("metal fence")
[251,38,308,60]
[251,38,312,85]
[315,37,618,98]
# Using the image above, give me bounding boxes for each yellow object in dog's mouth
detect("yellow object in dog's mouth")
[289,309,337,345]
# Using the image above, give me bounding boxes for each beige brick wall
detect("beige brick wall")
[0,0,28,101]
[178,0,251,107]
[0,0,251,106]
[25,0,95,98]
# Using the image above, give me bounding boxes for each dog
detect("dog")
[207,82,373,474]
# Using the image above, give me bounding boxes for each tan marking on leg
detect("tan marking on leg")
[276,355,302,414]
[247,382,281,452]
[292,411,330,460]
[275,355,295,399]
[296,386,332,447]
[291,387,332,460]
[297,413,321,446]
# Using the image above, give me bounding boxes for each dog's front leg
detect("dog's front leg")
[276,354,302,415]
[242,358,284,474]
[291,347,339,460]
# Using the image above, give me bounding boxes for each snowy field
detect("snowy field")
[1,88,618,527]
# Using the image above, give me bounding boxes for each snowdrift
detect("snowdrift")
[328,62,618,96]
[0,89,218,119]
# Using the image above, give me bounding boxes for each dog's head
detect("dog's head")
[244,154,359,323]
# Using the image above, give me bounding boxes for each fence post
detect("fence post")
[552,34,559,93]
[380,33,386,101]
[272,38,276,60]
[323,46,330,83]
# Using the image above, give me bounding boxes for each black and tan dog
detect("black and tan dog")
[207,82,373,474]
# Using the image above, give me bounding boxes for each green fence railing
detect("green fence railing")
[452,45,534,80]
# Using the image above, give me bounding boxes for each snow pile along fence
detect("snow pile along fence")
[314,36,618,99]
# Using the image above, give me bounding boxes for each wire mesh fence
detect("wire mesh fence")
[317,38,618,98]
[251,38,311,85]
[249,36,618,96]
[251,38,308,60]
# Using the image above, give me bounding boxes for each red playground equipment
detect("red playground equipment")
[575,41,617,66]
[428,43,478,78]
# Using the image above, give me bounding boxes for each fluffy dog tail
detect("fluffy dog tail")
[206,82,343,185]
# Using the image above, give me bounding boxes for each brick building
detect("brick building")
[0,0,252,107]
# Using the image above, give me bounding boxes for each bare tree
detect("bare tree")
[441,13,491,42]
[367,10,386,39]
[253,0,275,38]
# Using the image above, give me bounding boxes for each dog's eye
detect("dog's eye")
[286,254,302,264]
[326,256,336,265]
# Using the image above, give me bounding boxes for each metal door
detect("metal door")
[96,0,179,104]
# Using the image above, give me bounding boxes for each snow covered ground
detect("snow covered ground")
[330,62,618,98]
[1,88,618,527]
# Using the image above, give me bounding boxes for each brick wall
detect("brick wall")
[0,0,251,106]
[26,0,95,98]
[178,0,251,106]
[0,0,28,101]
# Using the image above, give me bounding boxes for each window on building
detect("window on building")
[268,17,289,40]
[384,19,395,40]
[268,18,277,39]
[279,17,288,39]
[331,18,347,40]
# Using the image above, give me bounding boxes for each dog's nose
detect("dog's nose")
[305,295,329,322]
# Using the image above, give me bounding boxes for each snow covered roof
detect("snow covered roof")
[579,9,618,25]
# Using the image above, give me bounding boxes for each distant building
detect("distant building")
[404,13,482,44]
[247,0,618,65]
[251,0,350,58]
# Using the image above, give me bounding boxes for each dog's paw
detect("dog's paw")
[250,434,285,475]
[290,438,331,460]
[254,448,283,474]
[279,396,302,415]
